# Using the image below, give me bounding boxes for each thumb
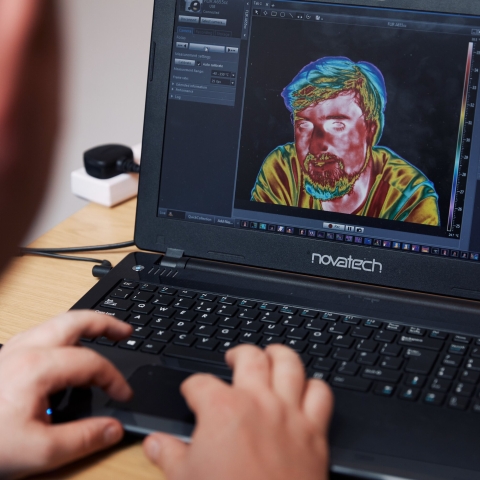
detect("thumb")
[40,418,124,471]
[143,432,188,476]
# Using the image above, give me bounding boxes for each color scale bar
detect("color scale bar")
[448,42,473,232]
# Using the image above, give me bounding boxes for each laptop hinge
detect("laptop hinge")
[161,248,188,269]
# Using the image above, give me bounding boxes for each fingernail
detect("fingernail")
[145,436,161,459]
[104,423,122,444]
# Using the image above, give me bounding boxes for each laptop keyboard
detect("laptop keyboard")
[83,279,480,413]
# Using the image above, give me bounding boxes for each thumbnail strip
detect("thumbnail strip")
[448,42,473,231]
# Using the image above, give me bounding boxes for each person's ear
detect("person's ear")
[366,120,378,144]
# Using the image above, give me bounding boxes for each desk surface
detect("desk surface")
[0,198,165,479]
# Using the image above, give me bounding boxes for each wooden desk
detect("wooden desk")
[0,198,165,479]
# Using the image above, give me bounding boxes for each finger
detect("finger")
[36,417,124,472]
[225,344,271,392]
[180,373,231,417]
[302,379,334,435]
[143,432,188,476]
[32,347,132,401]
[5,311,132,350]
[265,344,306,406]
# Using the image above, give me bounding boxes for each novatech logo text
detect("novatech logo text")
[312,253,383,273]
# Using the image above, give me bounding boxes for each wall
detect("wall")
[27,0,154,244]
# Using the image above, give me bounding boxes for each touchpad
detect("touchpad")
[109,365,195,424]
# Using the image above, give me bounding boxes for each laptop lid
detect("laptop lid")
[136,0,480,301]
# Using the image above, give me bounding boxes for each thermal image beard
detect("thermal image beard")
[303,153,367,201]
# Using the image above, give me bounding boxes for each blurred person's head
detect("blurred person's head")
[0,0,60,273]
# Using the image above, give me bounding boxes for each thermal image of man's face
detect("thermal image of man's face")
[294,91,372,201]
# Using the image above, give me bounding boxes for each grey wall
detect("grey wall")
[27,0,154,243]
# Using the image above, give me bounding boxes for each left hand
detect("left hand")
[0,311,133,479]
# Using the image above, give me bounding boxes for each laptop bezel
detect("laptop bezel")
[136,0,480,301]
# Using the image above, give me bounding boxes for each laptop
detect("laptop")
[54,0,480,478]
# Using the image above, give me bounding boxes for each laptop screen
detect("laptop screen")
[156,0,480,265]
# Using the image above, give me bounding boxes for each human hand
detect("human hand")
[0,311,133,479]
[143,344,334,480]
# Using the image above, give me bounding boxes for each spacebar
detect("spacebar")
[163,345,228,367]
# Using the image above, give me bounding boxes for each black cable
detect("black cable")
[23,251,110,265]
[19,240,134,255]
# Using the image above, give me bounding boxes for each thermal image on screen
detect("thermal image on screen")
[250,56,440,226]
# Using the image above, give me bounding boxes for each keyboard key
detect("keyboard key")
[100,299,133,311]
[386,323,403,333]
[241,321,264,333]
[218,341,239,353]
[172,322,194,334]
[398,387,420,401]
[283,316,304,328]
[285,339,307,353]
[120,280,137,289]
[285,327,307,340]
[308,331,331,344]
[466,358,480,371]
[141,342,163,354]
[380,357,403,370]
[239,299,256,308]
[447,395,470,410]
[342,316,362,325]
[356,352,379,366]
[430,378,451,392]
[179,289,196,299]
[239,332,261,345]
[219,318,241,329]
[460,370,480,384]
[312,358,336,372]
[449,344,467,355]
[351,326,372,339]
[332,336,354,349]
[132,291,153,303]
[217,296,235,306]
[356,340,377,353]
[196,338,219,351]
[173,298,195,310]
[150,318,173,330]
[407,327,425,336]
[328,323,349,335]
[362,367,402,383]
[280,306,297,315]
[93,309,129,321]
[139,283,157,292]
[239,309,259,321]
[374,383,395,396]
[131,326,153,339]
[152,295,174,306]
[424,392,444,406]
[405,351,437,375]
[197,313,218,325]
[453,382,475,397]
[174,310,197,322]
[259,302,276,311]
[153,306,175,318]
[173,334,196,347]
[163,345,226,366]
[259,313,281,324]
[405,374,426,388]
[337,362,359,376]
[262,336,285,347]
[305,319,327,331]
[430,330,448,340]
[129,314,151,326]
[333,349,354,362]
[374,331,396,343]
[151,330,174,343]
[308,371,329,381]
[442,354,462,368]
[132,303,154,315]
[308,344,331,357]
[195,302,216,313]
[159,286,177,296]
[380,344,402,357]
[453,335,471,344]
[217,306,238,317]
[110,288,132,300]
[437,367,457,380]
[398,335,443,351]
[331,375,371,392]
[322,313,339,322]
[300,309,318,318]
[118,338,142,350]
[364,319,382,329]
[194,326,217,338]
[217,329,239,341]
[263,324,285,336]
[471,348,480,358]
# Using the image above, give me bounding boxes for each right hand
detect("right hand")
[144,344,334,480]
